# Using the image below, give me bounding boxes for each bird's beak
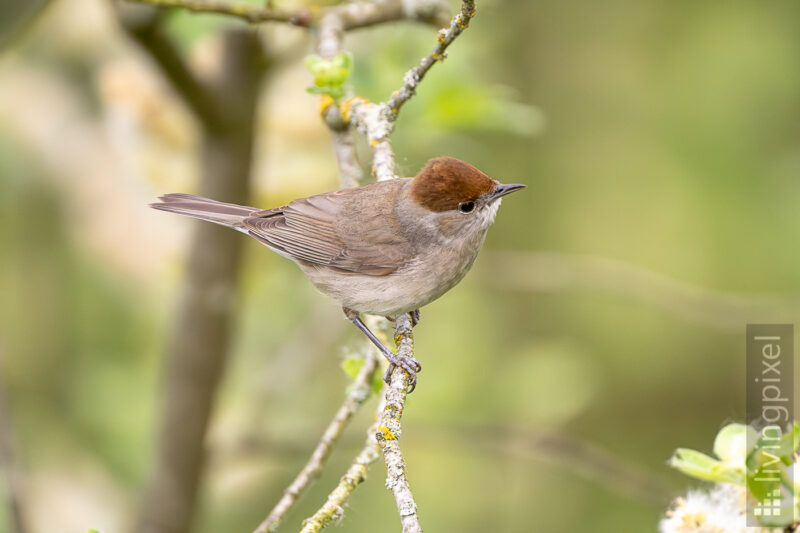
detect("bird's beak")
[490,182,526,200]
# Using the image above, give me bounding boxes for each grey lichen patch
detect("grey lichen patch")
[350,101,393,141]
[383,417,402,439]
[332,505,345,522]
[398,499,417,516]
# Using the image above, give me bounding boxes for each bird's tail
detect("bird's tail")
[150,193,259,231]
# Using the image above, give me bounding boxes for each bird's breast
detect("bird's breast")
[300,227,487,316]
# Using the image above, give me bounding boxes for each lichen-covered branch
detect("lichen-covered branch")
[299,394,387,533]
[343,0,477,181]
[334,0,449,31]
[314,0,450,186]
[375,313,422,533]
[123,0,313,26]
[252,350,379,533]
[385,0,475,118]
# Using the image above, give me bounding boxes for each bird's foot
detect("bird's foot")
[382,349,422,393]
[384,310,420,327]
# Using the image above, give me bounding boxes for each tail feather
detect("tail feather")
[150,193,259,230]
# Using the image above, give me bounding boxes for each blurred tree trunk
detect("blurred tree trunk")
[123,18,269,533]
[0,363,27,533]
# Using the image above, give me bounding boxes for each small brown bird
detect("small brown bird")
[151,156,524,391]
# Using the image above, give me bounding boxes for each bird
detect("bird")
[151,156,525,391]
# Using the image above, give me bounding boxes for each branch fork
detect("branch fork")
[122,0,478,531]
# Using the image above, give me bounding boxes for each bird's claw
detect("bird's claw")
[382,352,422,393]
[384,310,420,327]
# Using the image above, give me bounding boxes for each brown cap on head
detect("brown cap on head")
[410,157,498,212]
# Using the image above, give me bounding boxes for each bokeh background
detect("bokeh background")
[1,0,799,531]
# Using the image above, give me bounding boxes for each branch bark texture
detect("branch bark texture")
[299,395,386,533]
[253,350,379,533]
[375,313,422,533]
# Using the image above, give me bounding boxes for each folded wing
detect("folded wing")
[243,188,414,276]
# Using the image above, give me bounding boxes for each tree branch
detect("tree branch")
[343,0,477,181]
[334,0,449,31]
[375,313,422,533]
[121,0,449,30]
[316,11,364,188]
[385,0,475,118]
[299,392,386,533]
[123,0,312,26]
[481,251,800,332]
[252,350,379,533]
[120,7,228,131]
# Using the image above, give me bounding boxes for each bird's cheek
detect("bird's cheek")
[436,216,467,239]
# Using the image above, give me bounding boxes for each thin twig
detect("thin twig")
[376,314,423,533]
[122,0,313,26]
[482,251,800,332]
[299,391,387,533]
[385,0,476,118]
[253,350,380,533]
[344,0,477,181]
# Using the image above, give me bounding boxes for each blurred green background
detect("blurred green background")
[1,0,799,531]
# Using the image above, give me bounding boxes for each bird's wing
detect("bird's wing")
[243,186,415,276]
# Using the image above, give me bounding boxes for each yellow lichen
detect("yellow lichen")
[318,94,334,115]
[340,96,368,123]
[378,426,397,440]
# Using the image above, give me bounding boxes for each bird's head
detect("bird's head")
[409,156,525,236]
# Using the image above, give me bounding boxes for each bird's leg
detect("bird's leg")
[343,308,421,391]
[383,310,419,326]
[385,310,420,325]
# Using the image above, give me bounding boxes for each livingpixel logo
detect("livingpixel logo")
[745,324,795,525]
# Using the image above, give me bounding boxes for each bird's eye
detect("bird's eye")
[458,201,476,213]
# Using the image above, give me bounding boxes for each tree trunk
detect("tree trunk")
[135,30,267,533]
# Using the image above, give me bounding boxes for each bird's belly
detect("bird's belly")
[300,248,479,316]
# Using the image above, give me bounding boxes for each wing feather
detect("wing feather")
[242,183,414,276]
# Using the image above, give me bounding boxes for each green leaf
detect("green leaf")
[713,423,752,464]
[303,53,352,102]
[668,448,746,485]
[341,355,364,381]
[304,54,324,73]
[340,355,382,394]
